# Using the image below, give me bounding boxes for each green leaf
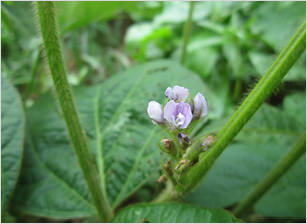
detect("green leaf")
[112,202,241,223]
[125,24,174,61]
[223,42,242,78]
[154,2,210,25]
[249,51,306,81]
[55,2,138,32]
[1,77,25,214]
[251,2,306,52]
[186,104,306,219]
[13,60,212,219]
[283,92,306,126]
[186,46,219,79]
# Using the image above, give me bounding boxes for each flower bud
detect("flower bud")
[202,135,214,151]
[160,139,176,156]
[177,132,191,149]
[161,139,172,150]
[193,92,208,119]
[147,101,164,124]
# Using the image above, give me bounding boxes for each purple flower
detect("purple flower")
[165,85,189,102]
[193,92,208,119]
[147,101,164,124]
[163,100,193,129]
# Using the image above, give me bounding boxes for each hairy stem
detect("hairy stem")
[180,1,195,64]
[233,134,306,217]
[176,21,306,193]
[36,2,113,222]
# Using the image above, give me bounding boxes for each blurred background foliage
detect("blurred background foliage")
[2,1,305,113]
[1,1,306,222]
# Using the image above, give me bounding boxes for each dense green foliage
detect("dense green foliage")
[1,1,306,223]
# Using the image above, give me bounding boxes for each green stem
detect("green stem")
[36,2,113,222]
[180,1,195,65]
[233,134,306,217]
[152,181,179,203]
[176,21,306,193]
[23,49,42,102]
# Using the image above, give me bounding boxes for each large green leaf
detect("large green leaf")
[112,202,241,223]
[1,77,25,215]
[251,2,305,52]
[186,104,306,219]
[12,60,212,219]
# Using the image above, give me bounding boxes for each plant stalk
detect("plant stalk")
[176,21,306,193]
[180,1,195,65]
[36,2,113,222]
[233,134,306,217]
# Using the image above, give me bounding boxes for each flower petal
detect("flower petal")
[164,85,189,102]
[176,102,192,129]
[173,85,189,102]
[165,87,173,99]
[163,100,177,126]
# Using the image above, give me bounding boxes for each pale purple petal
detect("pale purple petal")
[164,85,189,102]
[165,87,173,99]
[173,86,189,102]
[163,100,177,126]
[147,101,164,123]
[181,103,193,128]
[175,102,192,129]
[193,92,208,119]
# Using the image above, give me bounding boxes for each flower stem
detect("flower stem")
[180,1,195,65]
[36,2,113,222]
[233,133,306,217]
[176,21,306,193]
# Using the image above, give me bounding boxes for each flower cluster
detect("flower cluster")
[147,85,208,130]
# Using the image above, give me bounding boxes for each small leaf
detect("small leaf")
[1,77,25,214]
[112,202,241,223]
